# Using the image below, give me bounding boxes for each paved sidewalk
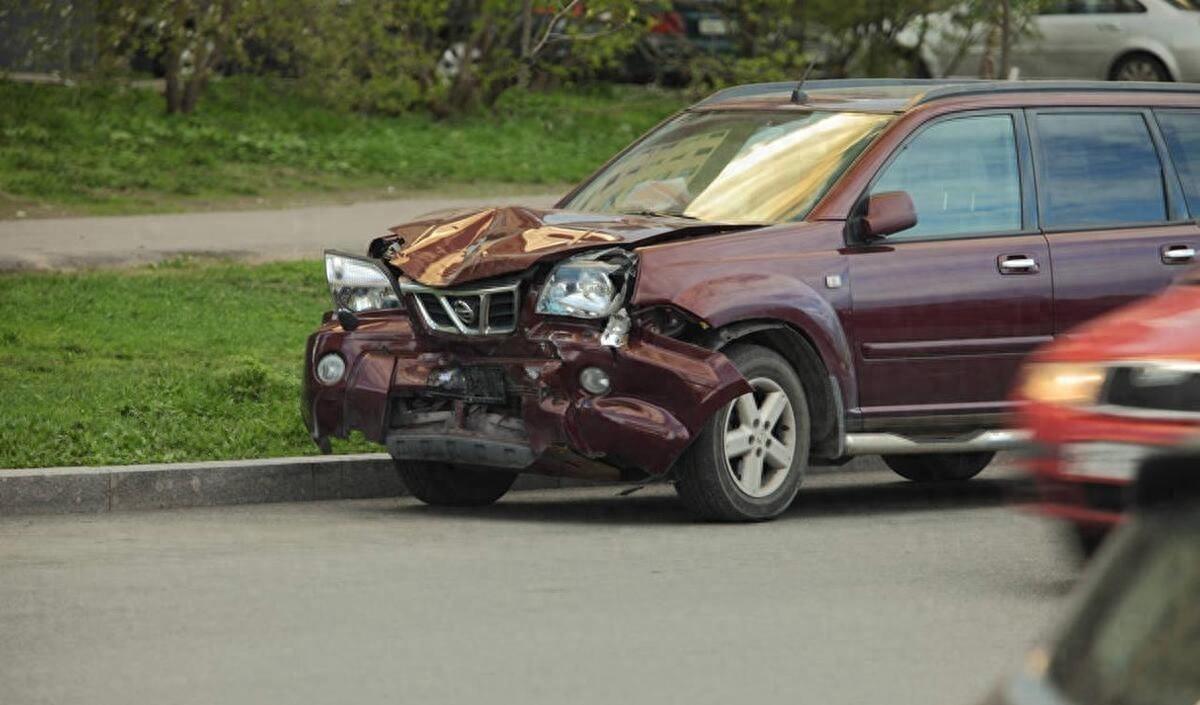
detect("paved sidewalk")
[0,192,560,270]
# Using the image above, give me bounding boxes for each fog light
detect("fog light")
[579,366,611,395]
[316,354,346,385]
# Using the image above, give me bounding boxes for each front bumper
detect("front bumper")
[1019,401,1200,528]
[302,311,749,479]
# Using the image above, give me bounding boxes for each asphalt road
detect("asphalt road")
[0,461,1080,705]
[0,192,560,270]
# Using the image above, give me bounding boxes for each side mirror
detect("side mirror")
[860,191,917,240]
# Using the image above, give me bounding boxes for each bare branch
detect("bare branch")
[527,0,581,60]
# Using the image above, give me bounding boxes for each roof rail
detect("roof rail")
[698,78,1200,109]
[915,80,1200,105]
[697,78,988,107]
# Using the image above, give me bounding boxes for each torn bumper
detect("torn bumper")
[302,312,749,479]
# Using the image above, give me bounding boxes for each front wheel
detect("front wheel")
[394,460,517,507]
[882,452,994,483]
[674,344,811,522]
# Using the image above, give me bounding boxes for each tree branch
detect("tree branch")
[527,0,581,60]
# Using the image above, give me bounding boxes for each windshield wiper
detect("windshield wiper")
[619,209,701,221]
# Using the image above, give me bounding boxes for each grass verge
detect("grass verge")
[0,258,370,469]
[0,78,687,217]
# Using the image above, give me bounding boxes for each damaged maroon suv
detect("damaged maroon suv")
[305,79,1200,520]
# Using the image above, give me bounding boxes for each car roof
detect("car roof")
[695,78,1200,114]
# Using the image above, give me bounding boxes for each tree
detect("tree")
[98,0,280,114]
[802,0,952,78]
[0,0,97,78]
[435,0,643,114]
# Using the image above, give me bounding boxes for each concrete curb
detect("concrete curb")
[0,453,575,516]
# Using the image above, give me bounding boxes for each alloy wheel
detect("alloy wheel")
[721,377,797,498]
[1116,59,1167,82]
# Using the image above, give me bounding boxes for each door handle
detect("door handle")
[998,255,1040,275]
[1097,21,1121,32]
[1162,244,1196,265]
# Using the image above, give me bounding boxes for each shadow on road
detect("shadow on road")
[386,476,1035,527]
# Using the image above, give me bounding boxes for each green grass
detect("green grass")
[0,78,687,217]
[0,259,373,469]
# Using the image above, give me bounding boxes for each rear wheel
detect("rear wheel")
[882,452,994,483]
[674,344,811,522]
[1112,53,1172,82]
[394,460,517,507]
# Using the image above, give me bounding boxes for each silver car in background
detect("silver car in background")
[915,0,1200,82]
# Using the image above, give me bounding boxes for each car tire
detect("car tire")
[674,344,811,522]
[394,460,517,507]
[881,452,995,482]
[1111,53,1172,82]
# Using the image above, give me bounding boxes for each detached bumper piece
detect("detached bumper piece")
[386,409,535,469]
[388,435,535,469]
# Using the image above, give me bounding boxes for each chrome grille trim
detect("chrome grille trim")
[1095,360,1200,421]
[400,279,521,336]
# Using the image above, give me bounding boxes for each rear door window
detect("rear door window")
[1034,112,1168,229]
[871,114,1022,240]
[1157,111,1200,217]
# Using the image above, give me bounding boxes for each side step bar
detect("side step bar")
[843,429,1031,456]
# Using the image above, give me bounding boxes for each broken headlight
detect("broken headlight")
[536,251,635,319]
[324,251,403,313]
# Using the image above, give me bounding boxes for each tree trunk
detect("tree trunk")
[181,72,207,114]
[978,22,999,78]
[180,42,216,114]
[1000,0,1012,78]
[164,49,184,114]
[517,0,533,89]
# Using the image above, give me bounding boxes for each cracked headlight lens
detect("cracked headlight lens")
[536,256,631,319]
[324,251,403,313]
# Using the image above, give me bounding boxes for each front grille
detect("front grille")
[1100,363,1200,419]
[401,279,521,336]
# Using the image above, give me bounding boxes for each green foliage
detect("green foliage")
[0,78,686,213]
[687,40,811,91]
[693,0,1045,81]
[85,0,651,116]
[0,259,375,468]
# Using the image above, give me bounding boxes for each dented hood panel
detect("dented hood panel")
[377,206,753,287]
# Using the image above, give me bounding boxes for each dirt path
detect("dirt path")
[0,192,561,270]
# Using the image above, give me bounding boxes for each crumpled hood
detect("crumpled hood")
[373,205,754,287]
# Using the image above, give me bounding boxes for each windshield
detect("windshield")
[1164,0,1199,9]
[1049,511,1200,705]
[562,110,893,224]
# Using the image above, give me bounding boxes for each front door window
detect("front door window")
[871,115,1022,240]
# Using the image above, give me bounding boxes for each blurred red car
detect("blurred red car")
[1017,269,1200,553]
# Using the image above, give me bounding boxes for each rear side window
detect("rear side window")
[1034,113,1167,229]
[871,114,1021,240]
[1158,111,1200,216]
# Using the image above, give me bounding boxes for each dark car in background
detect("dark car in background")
[1017,269,1200,554]
[305,79,1200,521]
[625,0,737,84]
